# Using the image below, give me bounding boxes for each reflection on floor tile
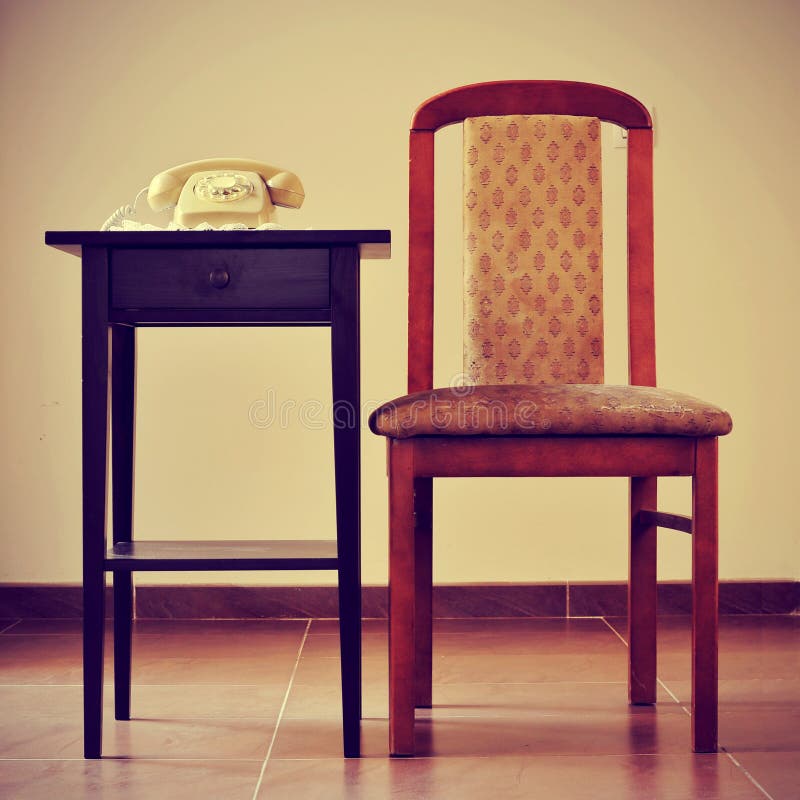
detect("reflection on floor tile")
[1,615,796,799]
[0,759,262,800]
[102,717,273,760]
[732,751,800,800]
[256,754,765,800]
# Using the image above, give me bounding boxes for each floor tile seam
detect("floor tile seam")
[0,711,282,720]
[0,680,640,689]
[0,683,300,689]
[251,618,312,800]
[104,715,283,721]
[296,653,630,659]
[263,752,736,763]
[432,679,634,685]
[135,617,320,622]
[722,748,776,800]
[0,634,82,638]
[290,681,632,689]
[14,637,314,642]
[656,678,684,708]
[282,705,800,718]
[412,709,694,718]
[432,616,604,621]
[0,683,82,688]
[296,650,636,664]
[0,621,22,634]
[0,683,300,688]
[288,682,634,690]
[132,618,315,624]
[5,753,741,764]
[0,756,265,763]
[415,711,691,719]
[2,632,307,636]
[599,616,628,646]
[427,651,632,657]
[281,708,687,718]
[599,617,692,713]
[291,680,629,686]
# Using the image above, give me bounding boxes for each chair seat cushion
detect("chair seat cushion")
[368,384,733,439]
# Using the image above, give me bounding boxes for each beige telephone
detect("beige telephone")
[147,158,305,228]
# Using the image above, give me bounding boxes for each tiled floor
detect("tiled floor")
[0,615,797,799]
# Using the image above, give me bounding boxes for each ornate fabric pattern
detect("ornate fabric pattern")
[464,115,604,385]
[368,384,733,439]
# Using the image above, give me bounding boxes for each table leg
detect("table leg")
[331,246,362,758]
[111,325,136,721]
[81,248,110,758]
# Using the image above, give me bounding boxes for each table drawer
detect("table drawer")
[111,248,330,309]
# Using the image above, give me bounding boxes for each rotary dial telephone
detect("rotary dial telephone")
[102,158,305,230]
[148,158,305,227]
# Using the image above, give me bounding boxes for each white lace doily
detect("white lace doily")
[107,220,288,232]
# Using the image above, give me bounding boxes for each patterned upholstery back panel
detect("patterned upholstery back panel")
[464,115,604,384]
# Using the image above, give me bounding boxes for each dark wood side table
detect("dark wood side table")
[45,230,391,759]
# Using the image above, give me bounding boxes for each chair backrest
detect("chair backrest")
[407,81,654,393]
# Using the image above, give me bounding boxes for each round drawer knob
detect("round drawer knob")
[209,267,230,289]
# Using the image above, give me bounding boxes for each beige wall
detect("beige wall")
[1,0,797,587]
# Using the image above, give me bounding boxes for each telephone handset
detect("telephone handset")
[147,158,304,228]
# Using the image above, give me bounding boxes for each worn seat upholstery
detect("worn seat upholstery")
[369,384,732,438]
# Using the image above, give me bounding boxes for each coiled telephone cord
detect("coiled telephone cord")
[100,187,152,231]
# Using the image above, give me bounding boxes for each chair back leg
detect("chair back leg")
[414,476,434,708]
[629,476,658,704]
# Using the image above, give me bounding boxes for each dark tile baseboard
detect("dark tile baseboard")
[0,581,796,619]
[567,581,798,617]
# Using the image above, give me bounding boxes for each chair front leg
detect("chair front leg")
[388,439,416,756]
[692,437,719,752]
[414,476,433,708]
[629,476,657,704]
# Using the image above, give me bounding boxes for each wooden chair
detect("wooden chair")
[368,81,732,756]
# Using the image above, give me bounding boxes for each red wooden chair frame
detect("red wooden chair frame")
[385,81,719,755]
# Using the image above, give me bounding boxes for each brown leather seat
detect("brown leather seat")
[370,384,732,439]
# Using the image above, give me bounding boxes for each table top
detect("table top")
[45,229,391,259]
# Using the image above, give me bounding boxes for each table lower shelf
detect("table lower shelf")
[105,540,339,571]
